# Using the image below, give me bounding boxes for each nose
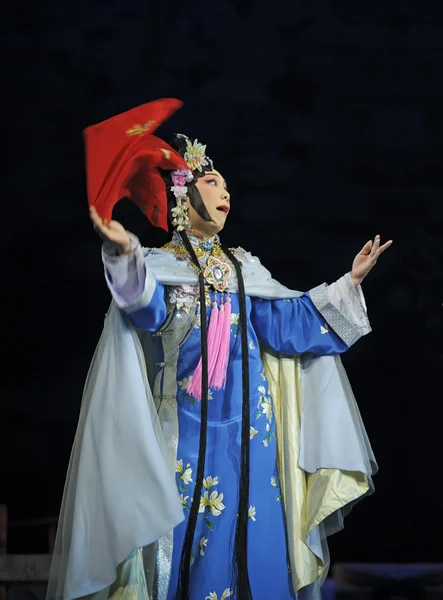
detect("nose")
[222,189,230,203]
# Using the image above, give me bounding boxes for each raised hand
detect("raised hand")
[89,206,131,253]
[351,235,393,286]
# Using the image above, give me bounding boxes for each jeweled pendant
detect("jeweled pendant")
[204,256,232,292]
[202,240,213,251]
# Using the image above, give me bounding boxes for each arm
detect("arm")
[251,273,370,355]
[102,233,167,332]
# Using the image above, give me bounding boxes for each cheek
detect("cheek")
[199,187,219,209]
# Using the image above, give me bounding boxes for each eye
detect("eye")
[205,178,217,186]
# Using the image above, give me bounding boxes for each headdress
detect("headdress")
[84,99,213,232]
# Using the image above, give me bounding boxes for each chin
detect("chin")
[207,217,226,235]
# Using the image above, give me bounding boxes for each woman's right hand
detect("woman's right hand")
[89,206,131,253]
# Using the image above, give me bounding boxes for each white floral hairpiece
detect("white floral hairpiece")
[170,169,193,231]
[169,135,214,231]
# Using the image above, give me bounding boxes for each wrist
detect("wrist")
[116,241,132,255]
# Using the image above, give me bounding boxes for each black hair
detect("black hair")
[163,136,252,600]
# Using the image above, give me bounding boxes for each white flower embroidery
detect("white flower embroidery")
[248,506,257,521]
[250,426,259,439]
[266,423,271,432]
[261,398,273,422]
[180,464,193,485]
[177,377,192,390]
[263,439,269,448]
[261,369,267,381]
[199,491,226,516]
[320,324,329,335]
[230,313,239,325]
[271,476,278,488]
[205,590,233,600]
[199,536,208,556]
[249,340,255,350]
[258,385,266,395]
[203,476,220,489]
[175,459,183,474]
[179,494,189,507]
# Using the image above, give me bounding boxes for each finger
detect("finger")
[90,211,108,232]
[370,235,381,257]
[376,240,393,257]
[360,240,372,255]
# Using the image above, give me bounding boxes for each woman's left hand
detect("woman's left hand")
[351,235,393,286]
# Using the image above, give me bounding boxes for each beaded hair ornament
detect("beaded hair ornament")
[169,135,214,231]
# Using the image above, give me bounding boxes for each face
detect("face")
[187,170,230,238]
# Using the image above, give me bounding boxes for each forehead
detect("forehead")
[204,169,226,182]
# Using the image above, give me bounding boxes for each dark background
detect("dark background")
[2,0,443,565]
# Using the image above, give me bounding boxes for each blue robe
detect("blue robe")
[129,286,350,600]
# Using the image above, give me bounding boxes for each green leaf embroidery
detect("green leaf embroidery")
[204,518,214,530]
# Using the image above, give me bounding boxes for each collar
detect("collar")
[172,230,221,249]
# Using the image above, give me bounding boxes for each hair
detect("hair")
[162,135,252,600]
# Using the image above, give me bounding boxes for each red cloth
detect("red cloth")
[84,98,187,231]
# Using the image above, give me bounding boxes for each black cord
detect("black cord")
[175,231,210,600]
[223,246,252,600]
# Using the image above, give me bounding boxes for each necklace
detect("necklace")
[163,231,232,292]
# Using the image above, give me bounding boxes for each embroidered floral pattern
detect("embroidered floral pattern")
[168,285,199,312]
[203,476,220,489]
[179,493,191,510]
[261,398,273,422]
[178,377,192,390]
[231,312,240,336]
[206,590,232,600]
[178,377,213,405]
[199,491,226,517]
[250,426,259,440]
[248,506,257,521]
[175,459,193,492]
[271,475,283,502]
[255,385,275,447]
[199,536,208,556]
[263,422,276,447]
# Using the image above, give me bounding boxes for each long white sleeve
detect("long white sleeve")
[101,233,156,313]
[326,272,371,337]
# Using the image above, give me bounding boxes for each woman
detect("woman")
[47,99,391,600]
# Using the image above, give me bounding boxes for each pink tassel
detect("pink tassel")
[187,297,220,401]
[211,293,232,391]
